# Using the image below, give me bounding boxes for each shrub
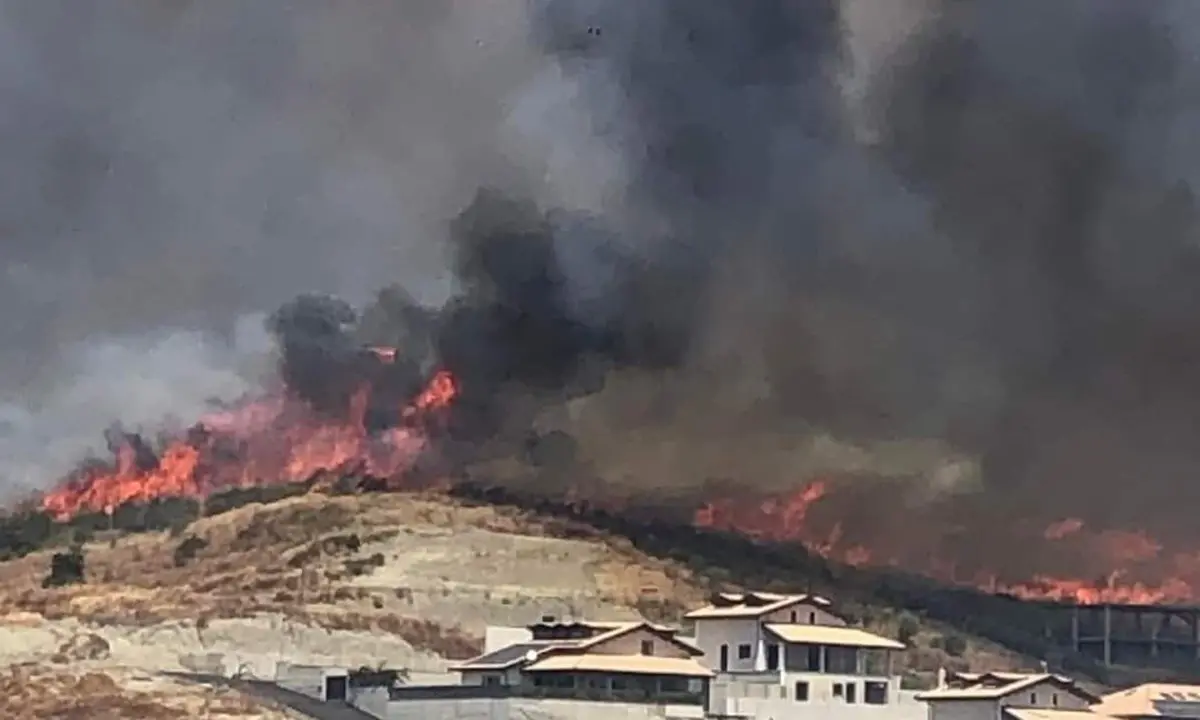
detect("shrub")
[44,546,86,588]
[173,535,209,567]
[942,633,968,657]
[897,613,921,645]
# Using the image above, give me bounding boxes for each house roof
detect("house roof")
[1092,683,1200,718]
[917,673,1099,703]
[1006,709,1117,720]
[684,592,834,619]
[523,654,714,677]
[763,623,904,650]
[451,621,701,672]
[449,641,561,671]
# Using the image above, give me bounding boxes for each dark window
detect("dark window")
[661,677,688,693]
[737,644,752,660]
[719,645,729,671]
[766,644,780,670]
[794,681,810,702]
[1030,693,1037,705]
[865,681,888,705]
[833,683,844,697]
[790,610,798,622]
[846,682,857,703]
[809,611,817,623]
[1053,694,1059,706]
[806,644,822,672]
[324,675,348,701]
[640,639,654,655]
[483,675,501,687]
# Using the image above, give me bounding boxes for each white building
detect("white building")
[684,591,922,719]
[917,671,1100,720]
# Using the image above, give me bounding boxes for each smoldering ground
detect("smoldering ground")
[5,0,1200,580]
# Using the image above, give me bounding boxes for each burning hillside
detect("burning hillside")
[9,0,1200,620]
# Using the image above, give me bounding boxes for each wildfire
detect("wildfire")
[694,480,1200,605]
[41,361,459,521]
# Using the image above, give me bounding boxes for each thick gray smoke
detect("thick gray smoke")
[0,0,615,499]
[7,0,1200,584]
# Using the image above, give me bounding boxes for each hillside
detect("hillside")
[0,487,1057,717]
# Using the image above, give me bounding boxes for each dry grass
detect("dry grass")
[0,666,290,719]
[0,489,1032,681]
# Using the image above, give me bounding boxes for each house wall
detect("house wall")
[589,628,693,659]
[928,699,999,720]
[485,626,532,653]
[274,662,344,700]
[997,681,1090,711]
[926,682,1093,720]
[381,697,704,720]
[710,681,926,720]
[763,601,848,626]
[692,617,764,672]
[459,668,523,686]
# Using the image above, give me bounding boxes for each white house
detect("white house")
[916,671,1100,720]
[684,591,919,718]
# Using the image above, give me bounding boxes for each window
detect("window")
[865,681,889,705]
[640,639,654,655]
[790,610,798,622]
[483,675,501,687]
[719,645,729,671]
[1030,693,1037,705]
[660,677,688,693]
[809,611,817,624]
[766,644,780,670]
[833,683,844,697]
[737,644,752,660]
[1053,694,1059,706]
[845,682,857,703]
[794,681,810,702]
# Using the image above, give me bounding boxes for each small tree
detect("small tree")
[43,546,86,588]
[897,613,921,645]
[943,634,968,657]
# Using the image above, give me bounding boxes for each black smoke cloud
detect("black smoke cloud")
[9,0,1200,581]
[332,0,1200,573]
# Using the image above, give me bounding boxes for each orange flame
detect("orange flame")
[694,481,1200,604]
[41,363,458,521]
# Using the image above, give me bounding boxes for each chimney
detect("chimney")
[1039,660,1049,673]
[936,667,947,689]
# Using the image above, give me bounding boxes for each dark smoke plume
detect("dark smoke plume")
[8,0,1200,585]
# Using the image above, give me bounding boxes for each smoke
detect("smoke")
[0,0,615,492]
[9,0,1200,581]
[420,0,1200,571]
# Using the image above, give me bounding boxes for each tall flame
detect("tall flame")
[41,362,458,521]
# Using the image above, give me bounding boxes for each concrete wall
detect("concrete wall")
[380,697,703,720]
[275,662,333,700]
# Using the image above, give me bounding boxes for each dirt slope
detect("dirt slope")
[0,490,1034,717]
